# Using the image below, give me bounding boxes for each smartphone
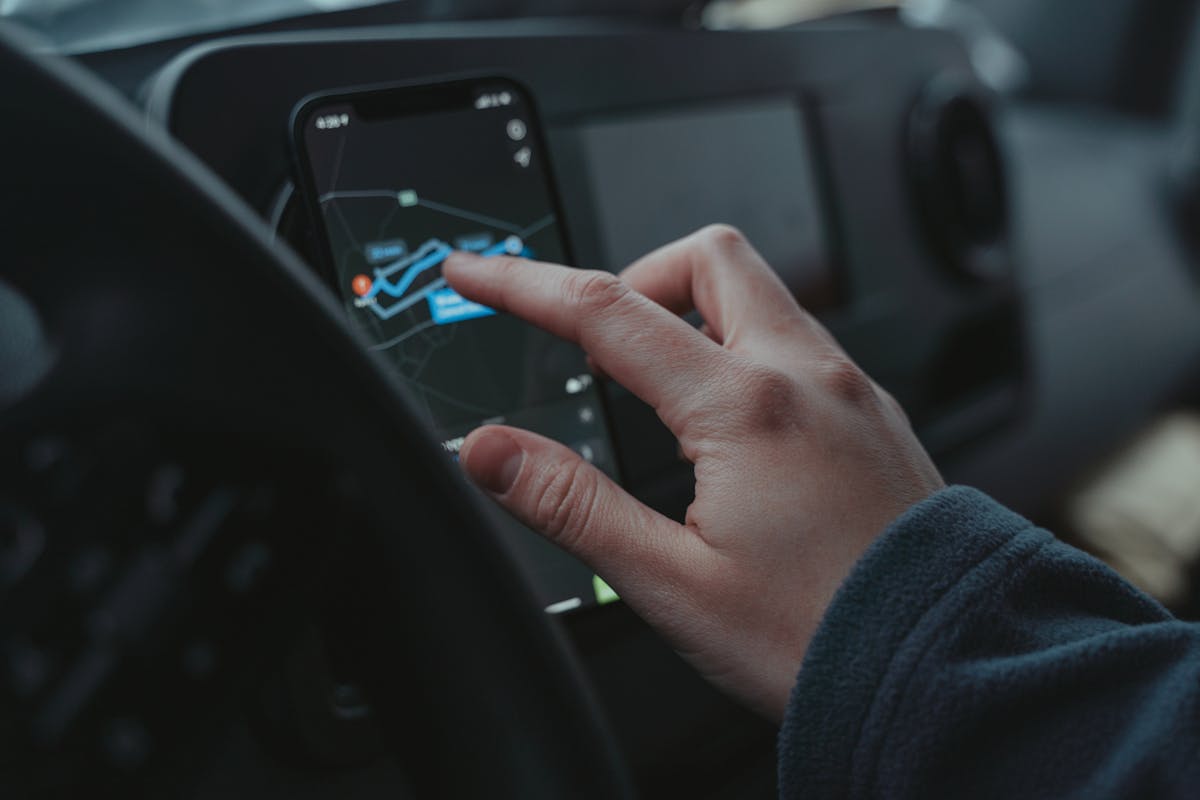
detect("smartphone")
[291,77,620,613]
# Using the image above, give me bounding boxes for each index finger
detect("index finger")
[443,251,731,421]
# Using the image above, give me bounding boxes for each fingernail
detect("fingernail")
[463,430,524,495]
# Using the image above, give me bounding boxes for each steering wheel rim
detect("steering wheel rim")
[0,23,632,798]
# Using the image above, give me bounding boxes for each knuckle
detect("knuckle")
[698,223,748,253]
[736,365,804,433]
[567,270,631,318]
[529,458,599,550]
[818,353,875,405]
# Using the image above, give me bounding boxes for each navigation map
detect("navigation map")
[317,182,571,437]
[299,84,621,611]
[323,189,545,325]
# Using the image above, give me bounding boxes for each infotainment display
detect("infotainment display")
[578,97,836,308]
[292,77,620,613]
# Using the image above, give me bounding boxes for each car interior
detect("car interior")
[3,0,1200,796]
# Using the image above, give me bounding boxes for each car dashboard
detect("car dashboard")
[9,6,1200,797]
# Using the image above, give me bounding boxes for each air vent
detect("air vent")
[909,77,1010,282]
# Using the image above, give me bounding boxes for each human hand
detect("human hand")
[443,225,943,722]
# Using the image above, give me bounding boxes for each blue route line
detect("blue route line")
[362,236,530,322]
[369,277,447,321]
[365,241,451,301]
[365,238,517,302]
[368,240,515,301]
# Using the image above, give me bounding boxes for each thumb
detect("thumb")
[459,425,690,588]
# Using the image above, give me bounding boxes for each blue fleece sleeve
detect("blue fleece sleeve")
[778,486,1200,799]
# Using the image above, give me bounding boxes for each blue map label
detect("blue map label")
[428,287,496,325]
[454,232,494,252]
[364,238,408,264]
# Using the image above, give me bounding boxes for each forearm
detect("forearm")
[779,486,1200,799]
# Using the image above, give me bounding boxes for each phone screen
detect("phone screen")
[293,78,620,613]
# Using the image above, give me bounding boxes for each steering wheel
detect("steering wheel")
[0,24,632,798]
